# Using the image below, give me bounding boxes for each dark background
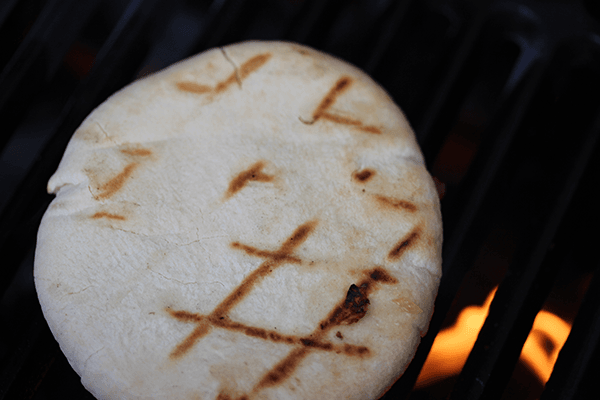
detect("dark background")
[1,0,599,399]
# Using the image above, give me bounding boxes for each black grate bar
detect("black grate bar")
[439,59,544,267]
[284,0,346,48]
[0,0,161,299]
[368,0,469,128]
[0,0,100,153]
[189,0,251,54]
[200,0,264,50]
[363,0,416,74]
[541,267,600,400]
[449,99,600,400]
[132,0,209,78]
[0,0,45,69]
[382,57,547,400]
[316,0,398,70]
[415,5,489,152]
[0,304,58,400]
[0,0,19,30]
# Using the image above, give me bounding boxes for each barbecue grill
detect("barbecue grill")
[1,0,599,399]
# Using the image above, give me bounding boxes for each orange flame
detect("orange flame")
[415,287,571,389]
[520,310,571,382]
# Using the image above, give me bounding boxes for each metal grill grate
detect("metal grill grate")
[1,1,599,399]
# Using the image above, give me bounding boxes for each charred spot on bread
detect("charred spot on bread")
[322,284,370,329]
[353,169,375,183]
[344,284,371,323]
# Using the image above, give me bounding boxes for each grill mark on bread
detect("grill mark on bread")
[312,76,352,120]
[388,228,420,260]
[230,242,302,264]
[168,311,368,357]
[164,227,405,396]
[177,53,272,96]
[167,313,211,359]
[321,112,382,134]
[120,148,153,157]
[353,169,375,183]
[91,212,126,220]
[95,162,138,200]
[176,81,212,93]
[357,125,381,134]
[166,220,317,359]
[257,347,310,389]
[238,53,271,81]
[308,76,381,134]
[225,161,274,199]
[217,391,249,400]
[375,195,418,212]
[213,220,317,317]
[369,267,398,284]
[255,266,396,390]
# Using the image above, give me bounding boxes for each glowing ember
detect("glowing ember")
[415,287,571,389]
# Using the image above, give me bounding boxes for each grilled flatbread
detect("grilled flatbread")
[34,41,442,400]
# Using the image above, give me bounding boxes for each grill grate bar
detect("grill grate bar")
[189,0,254,53]
[363,0,417,74]
[415,4,489,156]
[0,0,20,34]
[439,59,545,266]
[0,306,59,400]
[382,53,547,400]
[449,92,600,400]
[542,267,600,400]
[284,0,346,47]
[0,0,100,154]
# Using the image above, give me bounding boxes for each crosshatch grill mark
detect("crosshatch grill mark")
[163,218,420,398]
[305,76,382,134]
[166,220,318,359]
[176,53,272,95]
[254,267,398,391]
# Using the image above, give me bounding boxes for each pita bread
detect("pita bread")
[34,41,442,400]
